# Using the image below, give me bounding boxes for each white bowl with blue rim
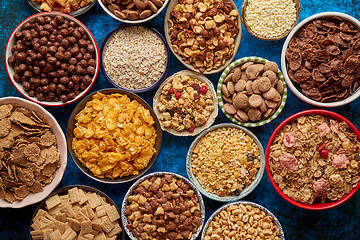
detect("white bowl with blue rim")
[217,56,287,127]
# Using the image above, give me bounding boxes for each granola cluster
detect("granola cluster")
[269,114,360,204]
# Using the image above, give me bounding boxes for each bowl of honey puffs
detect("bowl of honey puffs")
[67,88,162,184]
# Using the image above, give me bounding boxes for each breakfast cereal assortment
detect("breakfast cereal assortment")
[0,104,61,203]
[31,0,93,13]
[72,92,157,179]
[269,114,360,204]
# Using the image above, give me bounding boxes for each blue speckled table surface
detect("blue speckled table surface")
[0,0,360,239]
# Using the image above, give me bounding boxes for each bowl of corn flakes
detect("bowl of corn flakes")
[67,88,162,184]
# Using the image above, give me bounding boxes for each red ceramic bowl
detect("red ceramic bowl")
[266,109,360,210]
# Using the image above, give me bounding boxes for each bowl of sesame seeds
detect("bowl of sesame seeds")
[100,24,170,93]
[241,0,301,41]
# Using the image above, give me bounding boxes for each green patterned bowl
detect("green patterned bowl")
[217,56,287,127]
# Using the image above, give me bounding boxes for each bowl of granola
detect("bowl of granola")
[27,0,97,17]
[153,70,218,136]
[186,123,265,202]
[0,97,67,208]
[266,109,360,210]
[164,0,241,74]
[218,56,287,127]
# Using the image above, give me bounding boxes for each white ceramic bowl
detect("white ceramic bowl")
[0,97,67,208]
[98,0,169,24]
[186,123,265,202]
[5,12,99,107]
[281,12,360,107]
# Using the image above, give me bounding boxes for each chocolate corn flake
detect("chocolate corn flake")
[0,104,60,203]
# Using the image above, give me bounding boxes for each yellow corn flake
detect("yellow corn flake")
[72,92,157,179]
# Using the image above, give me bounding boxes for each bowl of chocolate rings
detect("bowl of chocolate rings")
[218,57,287,127]
[281,12,360,107]
[201,201,285,240]
[121,172,205,240]
[186,123,265,202]
[0,97,67,208]
[67,88,162,184]
[5,12,99,106]
[266,109,360,210]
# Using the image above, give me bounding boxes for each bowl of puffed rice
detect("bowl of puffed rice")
[241,0,301,41]
[266,109,360,210]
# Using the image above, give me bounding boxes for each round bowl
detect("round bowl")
[201,201,285,239]
[186,123,265,202]
[30,185,125,240]
[266,109,360,210]
[121,172,205,240]
[67,88,162,184]
[100,24,170,93]
[5,12,100,107]
[241,0,301,41]
[153,70,218,136]
[281,12,360,107]
[0,97,67,208]
[27,0,97,17]
[164,0,242,75]
[98,0,169,24]
[218,56,287,127]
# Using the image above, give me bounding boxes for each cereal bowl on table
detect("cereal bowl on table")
[153,70,218,136]
[266,109,360,210]
[121,172,205,240]
[100,24,170,93]
[98,0,169,24]
[281,12,360,107]
[30,185,125,240]
[241,0,301,41]
[218,57,287,127]
[5,12,99,106]
[0,97,67,208]
[186,123,265,202]
[164,0,242,74]
[67,88,162,184]
[201,201,285,240]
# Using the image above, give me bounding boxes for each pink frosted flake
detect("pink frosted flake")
[330,119,339,134]
[332,154,350,169]
[279,153,299,171]
[313,178,327,195]
[283,131,296,148]
[318,123,330,137]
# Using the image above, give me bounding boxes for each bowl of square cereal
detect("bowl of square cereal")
[266,109,360,210]
[218,57,287,127]
[201,201,285,240]
[153,70,218,136]
[30,185,125,240]
[67,88,162,184]
[100,25,170,93]
[164,0,241,74]
[0,97,67,208]
[186,123,265,202]
[281,12,360,107]
[121,172,205,240]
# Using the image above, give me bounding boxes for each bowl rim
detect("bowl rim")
[100,24,170,93]
[218,56,288,127]
[97,0,170,24]
[186,123,265,202]
[265,109,360,210]
[163,0,242,75]
[121,171,206,240]
[29,184,125,240]
[200,200,285,239]
[0,96,67,208]
[281,11,360,107]
[240,0,301,41]
[66,88,162,184]
[5,12,100,107]
[26,0,98,17]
